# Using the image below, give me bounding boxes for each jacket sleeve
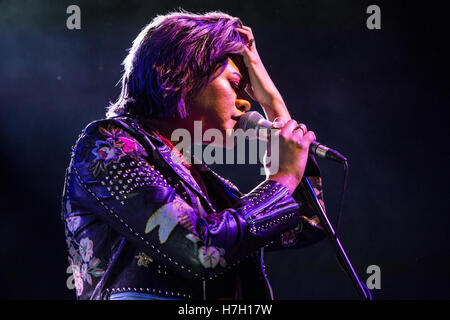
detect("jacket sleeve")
[68,121,303,281]
[264,155,327,251]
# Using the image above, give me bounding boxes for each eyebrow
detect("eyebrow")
[231,72,242,80]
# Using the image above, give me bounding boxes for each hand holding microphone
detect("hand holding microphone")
[238,111,347,194]
[238,111,347,163]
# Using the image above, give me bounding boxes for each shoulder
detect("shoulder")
[71,117,151,177]
[76,117,141,141]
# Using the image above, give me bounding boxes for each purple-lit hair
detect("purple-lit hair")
[107,10,247,119]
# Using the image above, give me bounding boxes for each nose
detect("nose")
[235,98,251,114]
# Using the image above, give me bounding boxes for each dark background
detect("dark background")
[0,0,448,299]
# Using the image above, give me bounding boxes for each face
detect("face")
[188,58,251,146]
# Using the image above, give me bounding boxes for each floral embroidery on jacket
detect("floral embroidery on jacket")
[88,141,122,177]
[79,124,148,177]
[64,200,81,234]
[145,195,198,244]
[135,252,153,268]
[66,216,81,234]
[281,230,297,247]
[66,235,105,296]
[198,246,227,269]
[185,233,227,269]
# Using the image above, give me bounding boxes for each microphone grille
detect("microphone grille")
[238,111,264,130]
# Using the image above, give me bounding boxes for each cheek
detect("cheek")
[194,86,220,112]
[207,78,235,101]
[191,80,236,129]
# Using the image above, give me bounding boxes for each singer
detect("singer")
[61,10,326,300]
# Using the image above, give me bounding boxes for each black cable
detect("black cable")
[334,160,349,252]
[333,160,372,300]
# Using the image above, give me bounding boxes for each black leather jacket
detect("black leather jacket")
[61,116,325,300]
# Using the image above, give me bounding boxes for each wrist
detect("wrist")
[260,96,291,122]
[268,173,301,195]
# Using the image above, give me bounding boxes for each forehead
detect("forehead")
[222,57,250,88]
[212,58,241,78]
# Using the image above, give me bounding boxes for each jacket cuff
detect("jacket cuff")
[239,180,300,235]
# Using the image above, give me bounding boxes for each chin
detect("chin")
[201,120,237,148]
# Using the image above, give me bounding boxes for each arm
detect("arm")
[236,26,291,123]
[266,159,326,251]
[68,120,303,281]
[236,26,326,249]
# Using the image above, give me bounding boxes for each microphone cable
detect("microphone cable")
[333,159,373,300]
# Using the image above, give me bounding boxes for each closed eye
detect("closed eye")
[230,80,240,90]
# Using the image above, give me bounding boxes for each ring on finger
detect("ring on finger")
[247,38,254,47]
[294,123,307,135]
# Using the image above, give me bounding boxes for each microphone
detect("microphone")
[238,111,347,164]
